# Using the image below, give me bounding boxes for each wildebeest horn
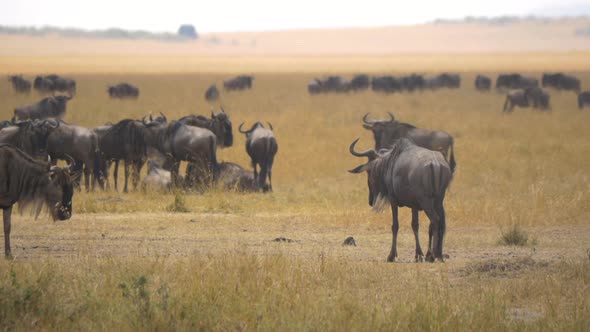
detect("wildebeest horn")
[64,154,76,171]
[220,106,226,113]
[149,111,153,122]
[142,115,148,125]
[387,112,395,122]
[267,122,274,130]
[160,112,167,123]
[362,113,375,125]
[238,122,249,134]
[349,138,377,159]
[45,118,59,129]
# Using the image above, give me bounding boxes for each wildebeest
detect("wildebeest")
[8,75,31,94]
[542,73,581,93]
[141,117,219,189]
[223,75,254,91]
[95,119,148,193]
[371,76,402,93]
[34,75,76,96]
[205,85,220,101]
[215,162,268,192]
[496,73,538,90]
[307,79,322,94]
[108,83,139,99]
[313,76,351,93]
[401,74,426,92]
[578,91,590,110]
[0,121,13,130]
[13,95,72,121]
[238,122,278,191]
[178,108,233,148]
[362,113,456,173]
[47,121,103,191]
[0,144,74,258]
[503,87,550,112]
[350,74,370,91]
[426,73,461,90]
[141,160,172,192]
[474,74,492,91]
[348,138,452,262]
[0,119,59,159]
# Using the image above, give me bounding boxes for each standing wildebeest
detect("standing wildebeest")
[223,75,254,91]
[542,73,581,93]
[238,122,278,191]
[47,121,103,191]
[371,76,402,93]
[496,73,538,90]
[348,138,452,262]
[95,119,148,193]
[13,95,72,121]
[307,79,322,94]
[401,74,426,92]
[178,108,233,148]
[350,74,370,91]
[205,85,220,102]
[0,144,74,258]
[216,162,269,192]
[108,83,139,99]
[141,117,219,189]
[0,119,59,159]
[0,121,13,130]
[362,113,456,173]
[474,74,492,91]
[578,91,590,110]
[503,87,550,112]
[34,75,76,96]
[426,73,461,90]
[8,75,31,94]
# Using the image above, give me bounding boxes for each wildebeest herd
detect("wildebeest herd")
[1,71,587,261]
[308,72,590,111]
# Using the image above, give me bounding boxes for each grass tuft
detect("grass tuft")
[499,224,529,246]
[165,193,189,213]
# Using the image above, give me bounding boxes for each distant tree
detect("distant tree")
[178,25,198,39]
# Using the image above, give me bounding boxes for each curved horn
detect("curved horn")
[238,122,249,134]
[141,115,148,125]
[220,106,226,113]
[362,113,375,125]
[349,138,377,159]
[267,122,274,131]
[387,112,395,122]
[63,154,76,171]
[46,118,59,129]
[149,111,153,122]
[159,112,167,123]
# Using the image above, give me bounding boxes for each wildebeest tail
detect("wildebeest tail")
[209,136,219,179]
[449,138,456,174]
[429,162,448,198]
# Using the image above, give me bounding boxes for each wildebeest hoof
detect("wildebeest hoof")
[5,253,14,260]
[425,252,435,263]
[342,237,356,246]
[415,255,424,263]
[387,255,396,262]
[273,237,294,243]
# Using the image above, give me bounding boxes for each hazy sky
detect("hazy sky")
[1,0,587,33]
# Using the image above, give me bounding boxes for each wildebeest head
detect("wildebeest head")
[212,107,233,148]
[348,138,382,207]
[12,118,59,159]
[46,156,75,220]
[361,112,397,149]
[148,112,168,124]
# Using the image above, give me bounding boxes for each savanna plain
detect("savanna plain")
[0,54,589,331]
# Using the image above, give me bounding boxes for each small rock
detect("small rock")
[342,237,357,246]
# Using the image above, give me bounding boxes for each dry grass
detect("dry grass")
[0,55,589,330]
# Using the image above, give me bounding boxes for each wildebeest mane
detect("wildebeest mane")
[104,119,147,157]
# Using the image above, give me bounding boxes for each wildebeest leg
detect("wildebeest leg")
[267,157,275,192]
[258,161,268,191]
[437,202,446,261]
[423,207,442,262]
[3,207,13,259]
[252,161,258,184]
[83,164,91,192]
[113,160,119,192]
[131,160,143,191]
[387,203,399,262]
[123,161,130,193]
[411,208,424,262]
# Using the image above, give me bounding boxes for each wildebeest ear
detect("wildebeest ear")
[348,164,369,174]
[362,124,373,130]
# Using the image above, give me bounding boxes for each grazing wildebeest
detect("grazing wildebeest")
[0,119,59,159]
[34,74,76,96]
[496,73,538,90]
[578,91,590,110]
[216,161,269,192]
[350,74,370,91]
[108,83,139,99]
[223,75,254,91]
[319,76,351,93]
[13,95,72,121]
[141,160,172,192]
[362,113,456,173]
[47,121,103,191]
[401,74,426,92]
[371,76,402,93]
[178,108,233,148]
[141,117,219,190]
[348,138,452,262]
[238,122,278,191]
[0,144,74,258]
[426,73,461,90]
[95,119,148,193]
[542,73,581,93]
[474,75,492,91]
[8,75,31,94]
[307,79,322,94]
[205,85,220,101]
[503,87,550,112]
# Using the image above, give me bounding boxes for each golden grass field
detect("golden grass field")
[0,38,590,330]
